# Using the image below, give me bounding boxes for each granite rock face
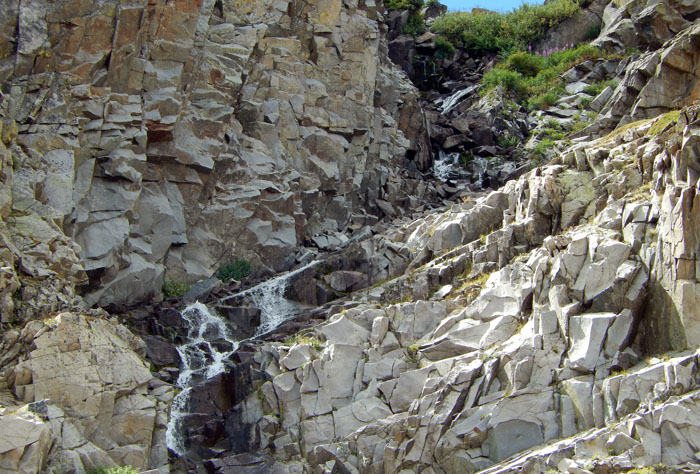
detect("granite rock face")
[0,312,173,473]
[0,0,433,308]
[4,0,700,473]
[590,0,700,132]
[193,100,700,473]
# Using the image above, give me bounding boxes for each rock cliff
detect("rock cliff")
[0,312,172,473]
[0,0,434,309]
[1,0,700,473]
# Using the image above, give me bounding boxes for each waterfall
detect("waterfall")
[221,260,318,336]
[165,302,237,455]
[436,85,478,115]
[165,260,318,455]
[433,150,463,182]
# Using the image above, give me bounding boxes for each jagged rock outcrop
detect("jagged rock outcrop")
[0,0,435,308]
[0,118,86,325]
[2,0,700,473]
[0,312,173,473]
[595,0,700,51]
[186,98,700,473]
[589,0,700,133]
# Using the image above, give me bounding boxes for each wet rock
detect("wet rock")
[184,278,221,302]
[216,306,262,339]
[204,452,275,474]
[143,335,180,367]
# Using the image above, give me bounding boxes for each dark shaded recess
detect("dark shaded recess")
[213,0,223,18]
[204,452,277,474]
[635,279,688,355]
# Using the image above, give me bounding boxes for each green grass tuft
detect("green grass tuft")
[162,278,190,299]
[216,257,252,282]
[87,467,139,474]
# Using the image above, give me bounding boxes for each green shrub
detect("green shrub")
[582,78,617,97]
[482,69,527,96]
[541,126,566,140]
[431,10,508,53]
[501,0,580,48]
[504,51,545,77]
[216,257,252,282]
[430,0,582,54]
[497,134,520,149]
[532,139,555,159]
[87,467,139,474]
[162,278,190,299]
[434,36,455,59]
[385,0,423,11]
[482,45,606,110]
[583,83,603,96]
[529,91,561,109]
[400,14,426,36]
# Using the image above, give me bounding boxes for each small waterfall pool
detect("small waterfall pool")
[165,260,318,455]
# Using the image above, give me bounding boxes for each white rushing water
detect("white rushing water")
[165,302,238,455]
[165,260,318,455]
[222,260,318,336]
[437,85,478,115]
[433,150,462,182]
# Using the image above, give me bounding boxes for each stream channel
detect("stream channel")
[165,260,318,455]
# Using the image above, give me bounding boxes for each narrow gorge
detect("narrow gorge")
[1,0,700,473]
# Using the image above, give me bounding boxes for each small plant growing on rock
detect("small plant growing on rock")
[400,15,426,36]
[87,467,139,474]
[406,344,420,362]
[162,278,190,299]
[216,257,252,282]
[284,333,323,350]
[435,36,455,59]
[384,0,423,10]
[532,138,555,161]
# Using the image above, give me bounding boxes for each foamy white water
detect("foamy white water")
[433,150,462,182]
[224,260,318,335]
[165,302,238,455]
[166,260,318,454]
[437,85,478,115]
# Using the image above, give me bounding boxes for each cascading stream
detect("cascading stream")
[165,260,318,455]
[432,150,462,182]
[436,84,478,115]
